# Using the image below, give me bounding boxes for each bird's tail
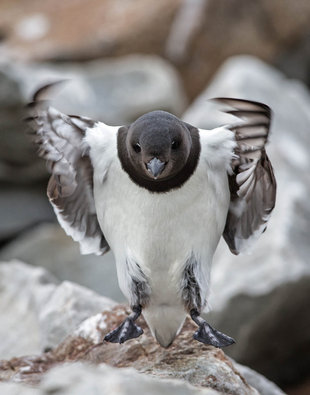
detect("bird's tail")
[143,305,186,348]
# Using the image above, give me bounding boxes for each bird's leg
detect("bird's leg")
[104,304,143,344]
[104,259,150,344]
[181,254,235,348]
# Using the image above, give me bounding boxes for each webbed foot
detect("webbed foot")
[190,309,235,348]
[193,322,235,348]
[104,304,143,344]
[104,318,143,343]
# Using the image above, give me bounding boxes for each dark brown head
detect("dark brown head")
[117,111,201,193]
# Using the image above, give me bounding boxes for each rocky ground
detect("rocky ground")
[0,261,285,395]
[0,1,310,394]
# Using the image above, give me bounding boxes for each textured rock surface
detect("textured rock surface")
[0,362,219,395]
[0,261,116,357]
[42,363,220,395]
[0,261,285,394]
[183,55,310,387]
[38,281,116,351]
[1,303,283,394]
[0,223,123,301]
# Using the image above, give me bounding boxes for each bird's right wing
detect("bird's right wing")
[26,84,110,255]
[215,98,276,255]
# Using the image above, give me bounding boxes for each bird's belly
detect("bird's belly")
[94,160,230,306]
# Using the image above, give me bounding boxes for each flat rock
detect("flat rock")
[183,55,310,388]
[0,223,123,302]
[1,304,285,394]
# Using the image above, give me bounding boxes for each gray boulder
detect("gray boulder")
[183,55,310,387]
[0,261,116,357]
[38,280,116,351]
[0,223,123,302]
[0,260,57,359]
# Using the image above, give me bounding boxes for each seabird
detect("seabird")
[27,83,276,348]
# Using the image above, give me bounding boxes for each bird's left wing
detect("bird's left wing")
[215,98,276,255]
[26,84,109,255]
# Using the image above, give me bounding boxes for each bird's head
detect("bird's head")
[126,111,192,179]
[117,111,200,192]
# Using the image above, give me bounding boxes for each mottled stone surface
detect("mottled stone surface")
[0,303,287,394]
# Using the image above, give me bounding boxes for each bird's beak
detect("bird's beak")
[146,157,166,179]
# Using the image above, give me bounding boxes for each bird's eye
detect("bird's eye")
[133,143,141,153]
[171,140,180,150]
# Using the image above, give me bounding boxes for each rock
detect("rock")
[166,0,310,99]
[183,55,310,388]
[1,304,284,394]
[2,0,310,102]
[0,382,39,395]
[0,261,116,357]
[41,362,220,395]
[0,0,181,62]
[0,260,57,359]
[39,281,116,351]
[0,223,123,302]
[235,363,286,395]
[0,185,54,242]
[0,55,187,185]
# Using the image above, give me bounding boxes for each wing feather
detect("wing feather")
[26,83,109,255]
[214,98,276,255]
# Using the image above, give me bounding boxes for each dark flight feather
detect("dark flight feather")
[214,98,276,255]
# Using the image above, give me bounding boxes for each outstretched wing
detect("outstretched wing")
[215,98,276,255]
[26,83,109,255]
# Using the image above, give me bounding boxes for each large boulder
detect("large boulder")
[183,55,310,388]
[0,223,123,302]
[0,261,116,357]
[0,302,285,395]
[0,261,57,359]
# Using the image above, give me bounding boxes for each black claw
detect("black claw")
[193,322,235,348]
[104,318,143,344]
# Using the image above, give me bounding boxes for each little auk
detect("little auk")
[27,83,276,348]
